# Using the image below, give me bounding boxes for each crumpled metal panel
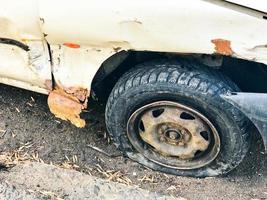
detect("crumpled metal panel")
[0,41,51,94]
[47,45,117,127]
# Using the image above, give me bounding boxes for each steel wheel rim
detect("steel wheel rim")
[127,101,221,170]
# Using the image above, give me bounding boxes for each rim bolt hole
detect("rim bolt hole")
[200,131,210,141]
[139,120,145,132]
[152,108,164,118]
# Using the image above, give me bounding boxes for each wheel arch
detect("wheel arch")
[91,51,267,102]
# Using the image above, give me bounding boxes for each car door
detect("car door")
[0,0,52,94]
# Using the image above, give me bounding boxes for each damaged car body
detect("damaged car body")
[0,0,266,177]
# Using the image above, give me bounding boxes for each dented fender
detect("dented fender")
[47,44,119,127]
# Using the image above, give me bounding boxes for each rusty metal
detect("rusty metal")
[63,87,88,103]
[63,43,81,49]
[212,39,234,56]
[127,101,220,170]
[47,88,87,128]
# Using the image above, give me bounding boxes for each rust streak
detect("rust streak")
[48,88,87,128]
[64,87,88,102]
[63,43,81,49]
[211,39,234,56]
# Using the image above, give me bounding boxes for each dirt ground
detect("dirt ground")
[1,162,179,200]
[0,84,266,200]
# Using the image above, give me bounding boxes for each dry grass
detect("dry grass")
[1,145,160,187]
[1,143,164,189]
[28,189,64,200]
[0,142,44,167]
[94,163,133,185]
[0,143,135,186]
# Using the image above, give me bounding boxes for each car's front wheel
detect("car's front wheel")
[105,60,251,177]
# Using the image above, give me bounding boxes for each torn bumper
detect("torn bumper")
[222,93,267,152]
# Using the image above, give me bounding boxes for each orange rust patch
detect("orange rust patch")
[211,39,233,56]
[63,43,80,49]
[48,88,86,128]
[64,87,88,102]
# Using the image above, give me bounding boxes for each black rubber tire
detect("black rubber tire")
[105,60,251,177]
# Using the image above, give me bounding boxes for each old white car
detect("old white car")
[0,0,267,177]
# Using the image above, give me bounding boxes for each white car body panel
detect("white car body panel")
[0,0,266,94]
[226,0,267,13]
[39,0,267,95]
[0,0,266,126]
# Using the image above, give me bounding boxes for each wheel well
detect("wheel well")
[91,51,165,101]
[91,51,267,102]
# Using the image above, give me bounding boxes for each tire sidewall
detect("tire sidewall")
[108,83,246,177]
